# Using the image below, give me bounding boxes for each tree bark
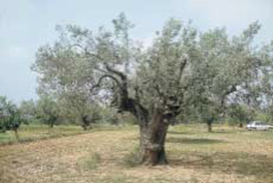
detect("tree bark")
[81,115,92,130]
[14,128,19,142]
[139,111,169,165]
[97,65,171,165]
[50,123,54,128]
[82,124,88,130]
[207,120,212,132]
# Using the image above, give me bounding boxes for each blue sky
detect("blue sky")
[0,0,272,103]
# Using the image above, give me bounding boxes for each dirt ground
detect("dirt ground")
[0,126,273,183]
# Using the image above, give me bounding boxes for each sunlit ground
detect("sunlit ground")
[0,124,273,183]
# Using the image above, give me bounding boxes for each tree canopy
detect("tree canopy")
[32,13,273,165]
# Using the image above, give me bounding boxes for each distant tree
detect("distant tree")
[0,96,8,133]
[19,99,37,124]
[255,41,273,123]
[197,100,221,132]
[0,96,24,141]
[191,22,270,132]
[58,90,101,130]
[36,96,59,128]
[227,104,254,127]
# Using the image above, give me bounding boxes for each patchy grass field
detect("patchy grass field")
[0,124,273,183]
[0,125,84,145]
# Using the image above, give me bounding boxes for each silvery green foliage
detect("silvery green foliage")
[192,21,273,122]
[57,90,101,126]
[19,100,37,123]
[33,14,273,123]
[0,96,23,132]
[36,95,59,127]
[136,19,198,114]
[257,41,273,119]
[33,13,131,96]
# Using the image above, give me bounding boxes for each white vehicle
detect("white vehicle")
[247,121,273,131]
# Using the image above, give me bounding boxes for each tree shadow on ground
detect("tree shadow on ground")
[167,137,225,145]
[210,130,234,134]
[168,151,273,181]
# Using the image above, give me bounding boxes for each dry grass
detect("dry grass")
[0,125,84,145]
[0,124,273,183]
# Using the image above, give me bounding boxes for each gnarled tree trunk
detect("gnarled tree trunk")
[81,115,92,130]
[139,111,169,165]
[97,64,174,166]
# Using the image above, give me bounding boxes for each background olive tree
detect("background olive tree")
[36,95,60,128]
[19,99,37,124]
[191,22,272,132]
[58,92,102,130]
[0,96,24,141]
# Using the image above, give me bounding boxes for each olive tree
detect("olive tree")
[33,15,200,165]
[227,104,254,127]
[58,91,101,130]
[0,96,24,141]
[256,41,273,123]
[32,14,273,165]
[36,95,59,128]
[19,99,37,124]
[194,22,270,132]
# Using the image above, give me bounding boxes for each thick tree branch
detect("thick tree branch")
[90,63,150,124]
[70,44,150,124]
[176,58,187,87]
[104,63,127,81]
[224,85,237,96]
[90,74,121,93]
